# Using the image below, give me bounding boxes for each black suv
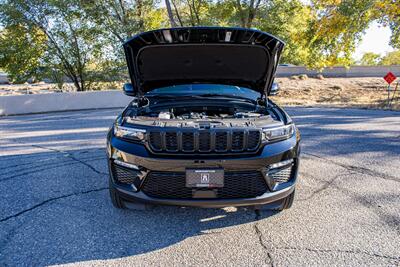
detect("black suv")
[107,27,301,211]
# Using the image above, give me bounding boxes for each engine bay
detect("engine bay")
[122,97,283,128]
[156,107,268,120]
[125,98,275,119]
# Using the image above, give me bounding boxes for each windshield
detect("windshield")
[145,84,260,100]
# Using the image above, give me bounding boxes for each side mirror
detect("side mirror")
[123,83,136,96]
[269,82,279,96]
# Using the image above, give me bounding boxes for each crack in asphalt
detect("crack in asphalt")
[302,152,400,183]
[2,148,106,170]
[0,156,106,182]
[4,139,108,176]
[254,210,275,267]
[332,184,400,231]
[0,187,108,223]
[297,171,356,202]
[29,144,108,175]
[1,155,64,169]
[252,212,399,263]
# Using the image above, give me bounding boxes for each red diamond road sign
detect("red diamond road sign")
[384,72,397,84]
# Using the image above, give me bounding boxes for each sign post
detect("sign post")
[383,72,397,106]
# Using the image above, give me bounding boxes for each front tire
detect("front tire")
[109,179,125,209]
[109,177,154,210]
[254,189,295,212]
[279,189,295,210]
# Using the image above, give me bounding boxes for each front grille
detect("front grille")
[247,131,261,150]
[199,132,211,151]
[111,164,139,185]
[148,129,261,154]
[182,132,195,151]
[215,132,228,151]
[165,132,178,151]
[149,132,162,151]
[268,167,292,183]
[231,131,244,150]
[141,171,268,199]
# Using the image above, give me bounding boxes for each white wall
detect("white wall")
[0,90,132,116]
[276,65,400,77]
[0,72,8,84]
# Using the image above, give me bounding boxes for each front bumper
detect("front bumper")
[115,183,295,208]
[107,129,301,208]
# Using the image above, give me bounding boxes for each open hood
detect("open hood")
[123,27,285,96]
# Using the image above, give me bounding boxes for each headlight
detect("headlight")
[262,124,295,142]
[114,125,146,141]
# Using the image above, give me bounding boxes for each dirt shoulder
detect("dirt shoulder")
[270,77,400,110]
[1,77,399,110]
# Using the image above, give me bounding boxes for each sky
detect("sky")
[353,21,394,61]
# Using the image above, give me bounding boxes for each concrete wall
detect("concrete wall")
[0,90,132,116]
[276,65,400,77]
[0,72,8,84]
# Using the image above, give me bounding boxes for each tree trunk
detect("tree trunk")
[136,0,145,31]
[165,0,177,27]
[193,0,201,25]
[171,0,184,26]
[246,0,262,28]
[235,0,262,28]
[236,0,247,28]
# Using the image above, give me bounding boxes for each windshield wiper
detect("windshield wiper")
[146,94,193,99]
[191,94,256,103]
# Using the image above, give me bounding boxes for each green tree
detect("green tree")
[1,0,399,88]
[81,0,162,85]
[162,0,313,66]
[304,0,400,69]
[375,0,400,49]
[164,0,212,27]
[380,50,400,65]
[232,0,264,28]
[303,0,375,69]
[359,52,381,65]
[81,0,158,43]
[0,24,47,83]
[1,0,105,91]
[255,0,312,66]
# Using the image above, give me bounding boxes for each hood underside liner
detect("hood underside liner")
[123,27,285,96]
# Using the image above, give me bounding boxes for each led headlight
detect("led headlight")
[114,125,146,141]
[262,124,295,142]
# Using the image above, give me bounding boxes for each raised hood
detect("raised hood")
[123,27,285,96]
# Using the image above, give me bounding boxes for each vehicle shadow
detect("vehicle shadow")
[0,145,278,266]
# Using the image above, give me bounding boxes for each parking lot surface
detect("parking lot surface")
[0,107,399,266]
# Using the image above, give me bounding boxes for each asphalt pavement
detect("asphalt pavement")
[0,107,399,266]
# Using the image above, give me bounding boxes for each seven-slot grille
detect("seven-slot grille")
[141,171,268,199]
[148,130,261,154]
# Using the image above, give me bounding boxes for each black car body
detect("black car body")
[107,27,301,210]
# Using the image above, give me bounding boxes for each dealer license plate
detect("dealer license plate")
[185,169,224,188]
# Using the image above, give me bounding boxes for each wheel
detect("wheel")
[279,189,295,211]
[109,177,154,210]
[254,189,295,212]
[109,179,125,209]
